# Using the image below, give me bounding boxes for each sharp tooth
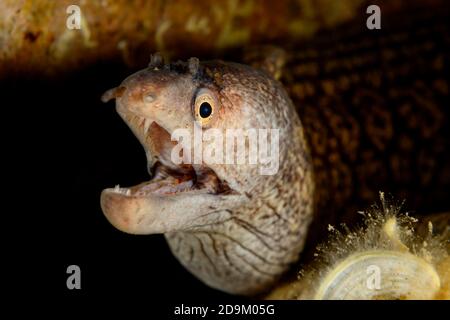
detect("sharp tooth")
[114,184,120,192]
[126,189,131,196]
[144,118,152,133]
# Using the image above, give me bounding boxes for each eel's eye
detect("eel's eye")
[199,102,212,118]
[193,88,218,126]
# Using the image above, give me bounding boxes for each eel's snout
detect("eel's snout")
[100,189,145,234]
[100,189,169,235]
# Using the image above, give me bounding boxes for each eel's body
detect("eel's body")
[278,10,450,250]
[100,9,450,296]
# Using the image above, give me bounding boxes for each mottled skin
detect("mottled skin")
[101,58,314,295]
[278,11,450,248]
[101,12,450,296]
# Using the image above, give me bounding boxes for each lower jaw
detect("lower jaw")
[107,162,231,198]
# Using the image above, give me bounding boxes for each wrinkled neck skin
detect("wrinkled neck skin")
[101,57,314,295]
[167,123,314,295]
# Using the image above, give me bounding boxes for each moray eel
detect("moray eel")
[100,12,450,296]
[101,56,313,295]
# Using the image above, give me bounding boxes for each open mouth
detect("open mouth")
[106,114,234,198]
[113,161,231,196]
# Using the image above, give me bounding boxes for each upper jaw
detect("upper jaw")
[111,104,236,195]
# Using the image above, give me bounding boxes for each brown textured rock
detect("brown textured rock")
[1,0,446,77]
[1,0,431,77]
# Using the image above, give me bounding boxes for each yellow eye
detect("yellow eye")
[194,89,218,126]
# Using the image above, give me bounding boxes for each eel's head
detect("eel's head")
[100,54,313,295]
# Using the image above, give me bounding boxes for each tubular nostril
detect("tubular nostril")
[101,86,126,103]
[114,86,126,98]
